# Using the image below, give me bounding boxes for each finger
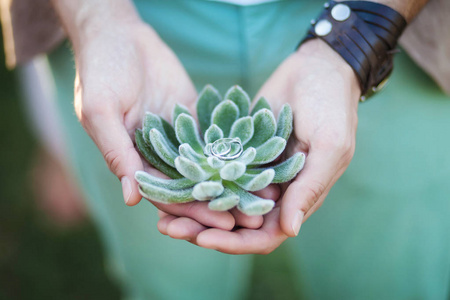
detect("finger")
[83,111,144,206]
[167,217,207,242]
[303,171,343,221]
[152,201,235,231]
[157,209,169,218]
[231,209,263,229]
[280,150,340,237]
[157,214,177,235]
[252,184,281,202]
[196,207,287,254]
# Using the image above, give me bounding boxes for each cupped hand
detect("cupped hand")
[158,39,361,253]
[72,17,235,229]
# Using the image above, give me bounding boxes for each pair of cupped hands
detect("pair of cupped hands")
[74,20,360,254]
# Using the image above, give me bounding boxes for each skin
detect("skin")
[51,0,429,254]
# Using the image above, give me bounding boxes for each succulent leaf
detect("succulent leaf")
[248,152,306,183]
[219,161,246,181]
[250,96,271,116]
[208,188,240,211]
[135,129,182,179]
[143,112,178,151]
[192,181,224,201]
[161,118,180,149]
[207,156,226,169]
[197,85,222,135]
[175,156,212,182]
[229,116,254,145]
[224,85,251,117]
[204,124,224,144]
[138,182,194,204]
[135,171,195,190]
[245,109,276,148]
[175,113,205,153]
[211,100,240,137]
[228,183,275,216]
[150,129,179,167]
[179,143,205,164]
[235,169,275,191]
[173,103,191,125]
[251,136,286,165]
[235,147,257,165]
[276,104,293,141]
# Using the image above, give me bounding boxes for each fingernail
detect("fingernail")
[121,176,132,204]
[292,210,304,236]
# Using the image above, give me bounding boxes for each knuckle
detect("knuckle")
[79,89,119,120]
[183,202,197,217]
[302,180,326,212]
[103,148,123,175]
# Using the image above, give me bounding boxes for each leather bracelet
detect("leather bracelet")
[299,1,407,101]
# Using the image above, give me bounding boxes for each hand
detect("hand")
[158,39,360,253]
[69,10,236,229]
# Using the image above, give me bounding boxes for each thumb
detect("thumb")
[280,150,339,237]
[85,112,144,206]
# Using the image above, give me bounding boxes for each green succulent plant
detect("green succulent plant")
[134,85,305,216]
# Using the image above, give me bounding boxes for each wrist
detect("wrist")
[296,39,361,101]
[52,0,143,51]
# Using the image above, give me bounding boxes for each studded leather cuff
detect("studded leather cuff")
[299,1,407,101]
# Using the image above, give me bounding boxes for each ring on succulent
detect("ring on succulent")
[134,85,306,216]
[207,137,243,160]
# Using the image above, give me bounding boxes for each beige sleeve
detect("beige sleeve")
[0,0,65,68]
[399,0,450,94]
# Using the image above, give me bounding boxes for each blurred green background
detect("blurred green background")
[0,31,121,299]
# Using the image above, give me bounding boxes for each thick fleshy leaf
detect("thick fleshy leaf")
[207,156,226,169]
[143,112,178,151]
[204,124,224,144]
[250,96,271,116]
[248,152,306,183]
[235,147,256,165]
[251,136,286,165]
[276,104,293,141]
[211,100,240,137]
[174,156,212,182]
[219,161,246,181]
[224,85,250,117]
[197,85,222,135]
[227,183,275,216]
[192,181,224,201]
[229,116,253,144]
[235,169,275,191]
[175,113,204,153]
[138,182,194,204]
[244,109,276,148]
[172,103,191,125]
[208,188,240,211]
[142,112,163,145]
[150,129,178,167]
[135,171,195,190]
[203,143,212,157]
[179,143,205,164]
[135,129,182,179]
